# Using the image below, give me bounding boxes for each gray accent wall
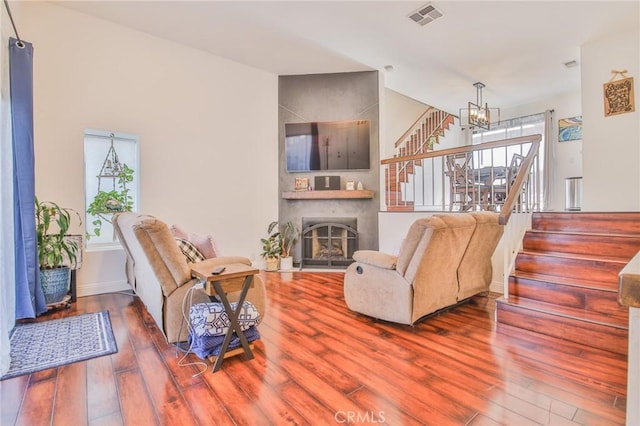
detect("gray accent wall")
[278,71,380,266]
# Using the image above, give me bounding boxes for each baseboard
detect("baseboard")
[490,280,504,294]
[77,280,131,298]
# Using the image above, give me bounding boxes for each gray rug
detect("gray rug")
[1,311,118,380]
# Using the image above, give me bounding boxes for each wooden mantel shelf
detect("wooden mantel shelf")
[282,190,374,200]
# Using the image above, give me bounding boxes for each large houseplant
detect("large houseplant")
[36,197,82,304]
[260,221,282,271]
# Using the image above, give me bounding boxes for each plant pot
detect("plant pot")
[280,256,294,271]
[40,266,70,304]
[265,257,279,272]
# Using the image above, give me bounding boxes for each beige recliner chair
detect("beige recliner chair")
[457,211,504,300]
[113,212,266,343]
[344,212,503,324]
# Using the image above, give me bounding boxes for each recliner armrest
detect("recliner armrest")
[353,250,397,270]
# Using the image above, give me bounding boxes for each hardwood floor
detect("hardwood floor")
[1,271,627,425]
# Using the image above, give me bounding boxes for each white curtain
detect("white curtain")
[0,8,17,375]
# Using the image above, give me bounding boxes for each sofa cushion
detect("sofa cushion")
[403,217,448,284]
[396,217,433,276]
[456,211,504,299]
[175,238,205,263]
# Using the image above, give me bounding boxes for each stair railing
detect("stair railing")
[392,108,453,177]
[382,134,541,217]
[496,136,541,225]
[394,107,448,150]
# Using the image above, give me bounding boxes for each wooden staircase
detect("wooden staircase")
[385,109,455,211]
[496,212,640,355]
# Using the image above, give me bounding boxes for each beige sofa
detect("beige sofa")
[112,212,266,343]
[343,212,503,324]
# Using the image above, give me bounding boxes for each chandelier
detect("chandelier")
[461,82,500,130]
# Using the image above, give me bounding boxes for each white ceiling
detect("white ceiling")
[55,1,639,114]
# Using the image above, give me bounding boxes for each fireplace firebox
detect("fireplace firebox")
[301,217,358,269]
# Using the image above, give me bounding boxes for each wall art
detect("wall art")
[603,70,635,117]
[558,116,582,142]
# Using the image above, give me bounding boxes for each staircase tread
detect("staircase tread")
[519,249,629,264]
[512,271,620,292]
[528,228,640,237]
[497,296,628,329]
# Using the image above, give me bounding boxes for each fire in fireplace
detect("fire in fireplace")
[301,217,358,269]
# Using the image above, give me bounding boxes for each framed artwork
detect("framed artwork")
[603,76,635,117]
[558,116,582,142]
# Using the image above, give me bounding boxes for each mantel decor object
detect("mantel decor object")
[294,177,310,191]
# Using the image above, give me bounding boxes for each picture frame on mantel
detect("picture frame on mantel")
[294,177,310,191]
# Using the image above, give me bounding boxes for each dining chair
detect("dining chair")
[445,152,484,211]
[491,153,526,209]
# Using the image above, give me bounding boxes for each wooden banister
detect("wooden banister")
[394,107,437,148]
[382,134,542,223]
[382,134,540,165]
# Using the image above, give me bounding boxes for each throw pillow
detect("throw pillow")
[170,224,218,259]
[170,224,189,240]
[175,238,205,264]
[188,232,218,259]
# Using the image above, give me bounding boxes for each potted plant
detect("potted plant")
[279,221,300,271]
[86,163,134,239]
[35,197,82,304]
[260,221,282,271]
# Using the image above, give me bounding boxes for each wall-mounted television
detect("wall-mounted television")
[285,120,370,172]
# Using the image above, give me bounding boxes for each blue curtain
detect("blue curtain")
[10,37,46,318]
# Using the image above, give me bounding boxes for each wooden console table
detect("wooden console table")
[190,261,258,372]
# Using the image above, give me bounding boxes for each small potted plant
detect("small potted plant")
[279,221,300,271]
[36,197,83,304]
[260,221,282,271]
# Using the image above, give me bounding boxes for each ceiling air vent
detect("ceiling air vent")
[408,3,443,26]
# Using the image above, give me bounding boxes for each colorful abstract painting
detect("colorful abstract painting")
[558,116,582,142]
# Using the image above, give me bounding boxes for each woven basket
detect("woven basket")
[40,267,70,304]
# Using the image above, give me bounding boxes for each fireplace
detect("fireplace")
[301,217,358,269]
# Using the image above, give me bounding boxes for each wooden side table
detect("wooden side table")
[190,261,259,372]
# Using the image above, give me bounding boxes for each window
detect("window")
[84,130,139,248]
[471,112,548,208]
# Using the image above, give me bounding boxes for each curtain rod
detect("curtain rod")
[3,0,24,47]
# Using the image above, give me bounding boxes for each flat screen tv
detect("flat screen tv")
[285,120,370,172]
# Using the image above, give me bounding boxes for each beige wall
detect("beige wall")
[20,2,279,294]
[581,28,640,211]
[501,90,583,212]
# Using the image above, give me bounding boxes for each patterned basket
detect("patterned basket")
[40,267,70,304]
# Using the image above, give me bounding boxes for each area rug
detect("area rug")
[1,311,118,380]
